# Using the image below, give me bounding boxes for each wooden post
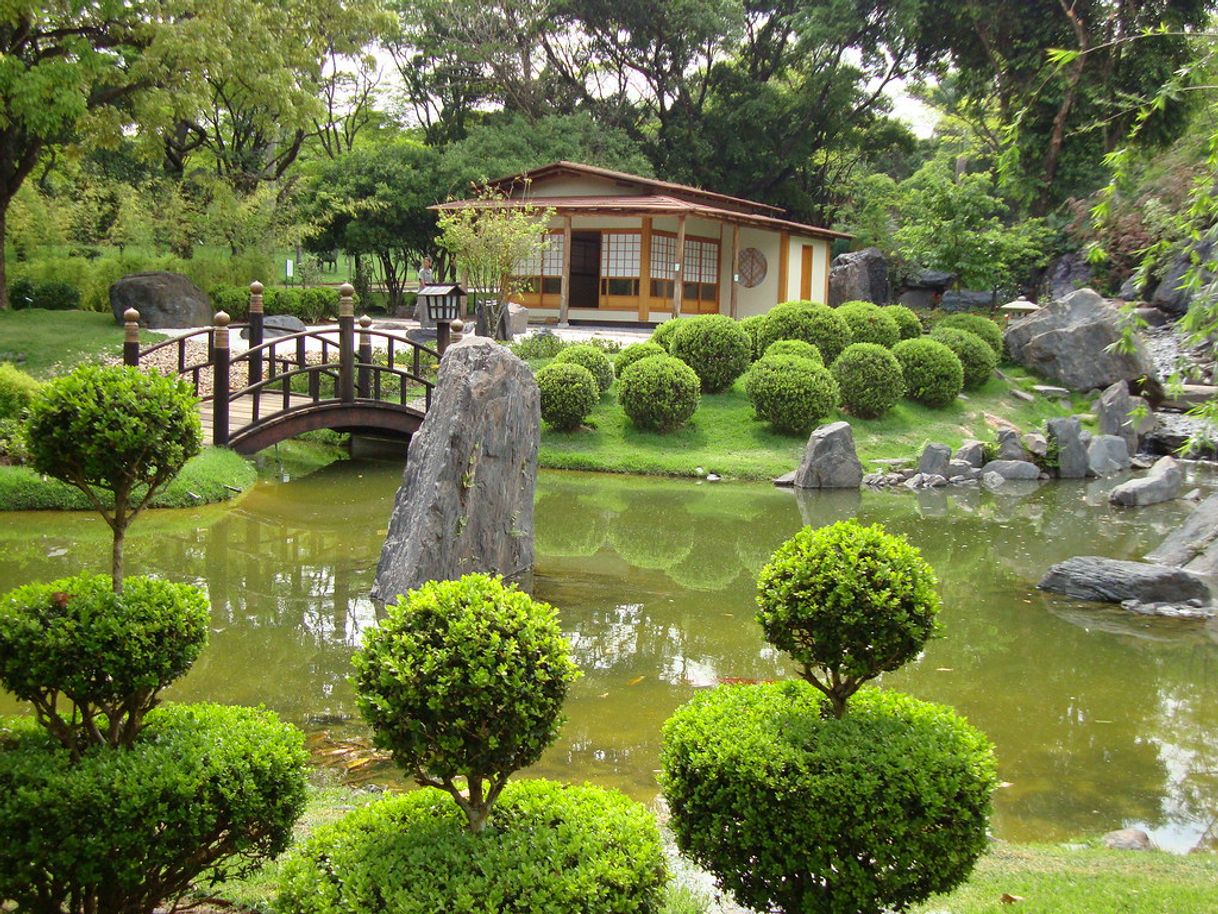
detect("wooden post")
[778,230,790,303]
[559,215,572,327]
[437,320,451,355]
[730,223,740,319]
[358,315,372,399]
[213,311,231,447]
[673,213,687,318]
[123,309,141,366]
[639,217,652,322]
[338,282,355,403]
[248,280,264,385]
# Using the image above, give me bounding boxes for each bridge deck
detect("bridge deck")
[198,393,429,451]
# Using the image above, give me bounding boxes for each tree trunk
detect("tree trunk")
[112,525,125,594]
[0,203,8,310]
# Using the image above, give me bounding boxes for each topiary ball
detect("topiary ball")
[535,362,599,432]
[0,363,41,419]
[614,341,667,376]
[617,354,701,432]
[650,318,687,351]
[669,314,752,393]
[930,327,998,390]
[739,314,768,360]
[836,301,900,348]
[884,304,923,340]
[935,313,1003,359]
[892,337,964,408]
[745,355,839,435]
[762,339,823,364]
[759,301,852,363]
[552,344,613,393]
[830,342,905,419]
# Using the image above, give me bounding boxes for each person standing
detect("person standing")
[414,255,436,326]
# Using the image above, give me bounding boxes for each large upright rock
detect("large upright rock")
[794,421,863,489]
[1097,381,1145,455]
[373,339,540,602]
[1004,288,1157,392]
[1046,416,1088,479]
[109,272,213,329]
[1109,456,1183,507]
[1151,231,1217,316]
[829,247,890,306]
[1146,494,1218,575]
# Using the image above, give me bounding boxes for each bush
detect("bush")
[892,337,964,408]
[660,682,997,914]
[277,780,667,914]
[264,286,341,324]
[836,300,900,348]
[745,355,839,436]
[762,339,822,364]
[0,703,308,914]
[511,331,567,361]
[0,418,27,465]
[0,363,40,419]
[830,342,905,419]
[669,314,752,393]
[553,344,614,394]
[209,284,250,319]
[885,304,923,340]
[759,301,851,363]
[930,326,998,389]
[617,355,701,432]
[536,362,599,431]
[36,280,82,311]
[739,314,767,360]
[614,341,666,375]
[936,312,1003,358]
[8,277,35,308]
[353,574,580,831]
[649,317,687,351]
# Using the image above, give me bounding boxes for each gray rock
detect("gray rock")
[373,339,539,602]
[829,247,890,306]
[240,314,306,339]
[110,272,213,329]
[1097,381,1143,455]
[1121,599,1214,619]
[794,421,863,489]
[1087,435,1131,477]
[508,302,529,337]
[1038,556,1210,604]
[1022,432,1049,458]
[1102,828,1152,851]
[1004,288,1158,391]
[980,459,1041,480]
[996,428,1025,461]
[1032,384,1071,398]
[955,440,986,468]
[1118,274,1149,302]
[940,290,994,312]
[1046,416,1088,479]
[924,473,948,487]
[1146,493,1218,575]
[772,471,797,488]
[1109,456,1183,507]
[947,460,980,480]
[1151,232,1217,316]
[1010,388,1035,403]
[981,471,1005,490]
[1045,251,1093,301]
[1134,306,1170,327]
[918,442,952,478]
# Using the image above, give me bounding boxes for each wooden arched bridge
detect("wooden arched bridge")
[123,283,443,454]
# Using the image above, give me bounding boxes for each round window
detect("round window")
[738,248,767,288]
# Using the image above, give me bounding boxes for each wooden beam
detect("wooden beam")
[639,217,652,321]
[559,215,572,326]
[778,230,790,304]
[800,244,813,300]
[730,223,740,319]
[673,214,687,318]
[822,240,831,304]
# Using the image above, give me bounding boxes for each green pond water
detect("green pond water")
[2,457,1217,853]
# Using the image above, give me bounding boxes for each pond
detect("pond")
[2,457,1216,853]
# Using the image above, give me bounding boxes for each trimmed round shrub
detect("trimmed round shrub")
[885,304,923,340]
[660,682,997,914]
[649,317,687,351]
[669,314,752,393]
[553,344,613,393]
[936,312,1003,358]
[739,314,767,360]
[277,780,668,914]
[931,326,998,390]
[760,301,851,363]
[617,355,701,432]
[536,362,598,431]
[745,355,839,435]
[0,362,40,419]
[510,332,566,360]
[837,300,900,348]
[892,337,964,408]
[614,341,666,375]
[762,339,822,364]
[0,703,309,914]
[830,342,905,419]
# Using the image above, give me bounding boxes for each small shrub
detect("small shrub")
[739,314,767,360]
[617,355,701,432]
[0,418,28,465]
[584,337,622,355]
[208,284,250,319]
[892,337,964,408]
[930,327,998,390]
[745,355,839,435]
[553,344,614,394]
[8,277,35,308]
[277,780,667,914]
[830,342,905,419]
[0,363,40,419]
[837,300,900,348]
[511,331,567,360]
[35,280,81,311]
[669,314,752,393]
[936,312,1003,358]
[759,301,851,363]
[885,304,923,339]
[762,339,822,364]
[614,341,666,375]
[650,317,687,351]
[536,362,599,431]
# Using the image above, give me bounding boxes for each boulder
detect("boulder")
[1022,432,1049,458]
[372,339,539,602]
[995,428,1025,461]
[1146,493,1218,575]
[917,442,952,478]
[1045,251,1093,302]
[940,290,994,312]
[829,247,890,306]
[980,459,1041,480]
[955,440,986,468]
[1103,828,1152,851]
[896,268,955,310]
[1151,231,1217,316]
[1097,381,1145,455]
[240,314,306,339]
[1086,435,1131,477]
[947,460,980,481]
[1109,456,1183,507]
[1003,288,1158,391]
[109,272,213,329]
[981,471,1005,490]
[794,421,863,489]
[1118,274,1149,302]
[1046,416,1088,479]
[508,302,529,336]
[1038,556,1210,605]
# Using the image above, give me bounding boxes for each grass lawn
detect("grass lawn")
[0,307,160,377]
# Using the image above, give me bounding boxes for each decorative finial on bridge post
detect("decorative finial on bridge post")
[123,308,141,366]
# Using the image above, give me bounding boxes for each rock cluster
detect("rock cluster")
[828,247,890,307]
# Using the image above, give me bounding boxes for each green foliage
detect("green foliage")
[0,363,40,418]
[208,285,339,323]
[885,304,923,340]
[617,355,701,432]
[935,312,1004,359]
[745,355,839,436]
[760,301,852,364]
[0,703,308,914]
[893,338,964,408]
[756,520,941,715]
[7,277,80,310]
[669,314,752,393]
[830,343,905,419]
[0,574,208,753]
[836,300,900,348]
[762,339,823,364]
[353,574,579,832]
[614,341,667,375]
[738,314,767,360]
[536,362,599,432]
[0,418,26,465]
[553,344,614,394]
[511,332,568,361]
[650,317,687,351]
[930,327,998,390]
[660,682,997,914]
[276,780,667,914]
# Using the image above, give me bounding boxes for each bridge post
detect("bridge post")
[213,312,231,447]
[248,281,264,385]
[123,309,141,366]
[358,314,372,399]
[338,282,355,403]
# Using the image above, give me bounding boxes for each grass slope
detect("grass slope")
[0,308,160,378]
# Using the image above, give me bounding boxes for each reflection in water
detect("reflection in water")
[2,462,1217,851]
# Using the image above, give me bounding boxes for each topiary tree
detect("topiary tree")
[745,355,839,435]
[536,362,599,431]
[830,342,905,419]
[885,304,923,340]
[930,326,998,390]
[615,341,666,376]
[762,338,823,364]
[760,301,852,363]
[893,337,964,408]
[22,365,201,591]
[0,362,40,418]
[352,573,580,833]
[617,354,701,432]
[935,312,1004,359]
[553,343,614,393]
[669,314,752,393]
[739,313,767,360]
[836,300,900,348]
[649,316,687,351]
